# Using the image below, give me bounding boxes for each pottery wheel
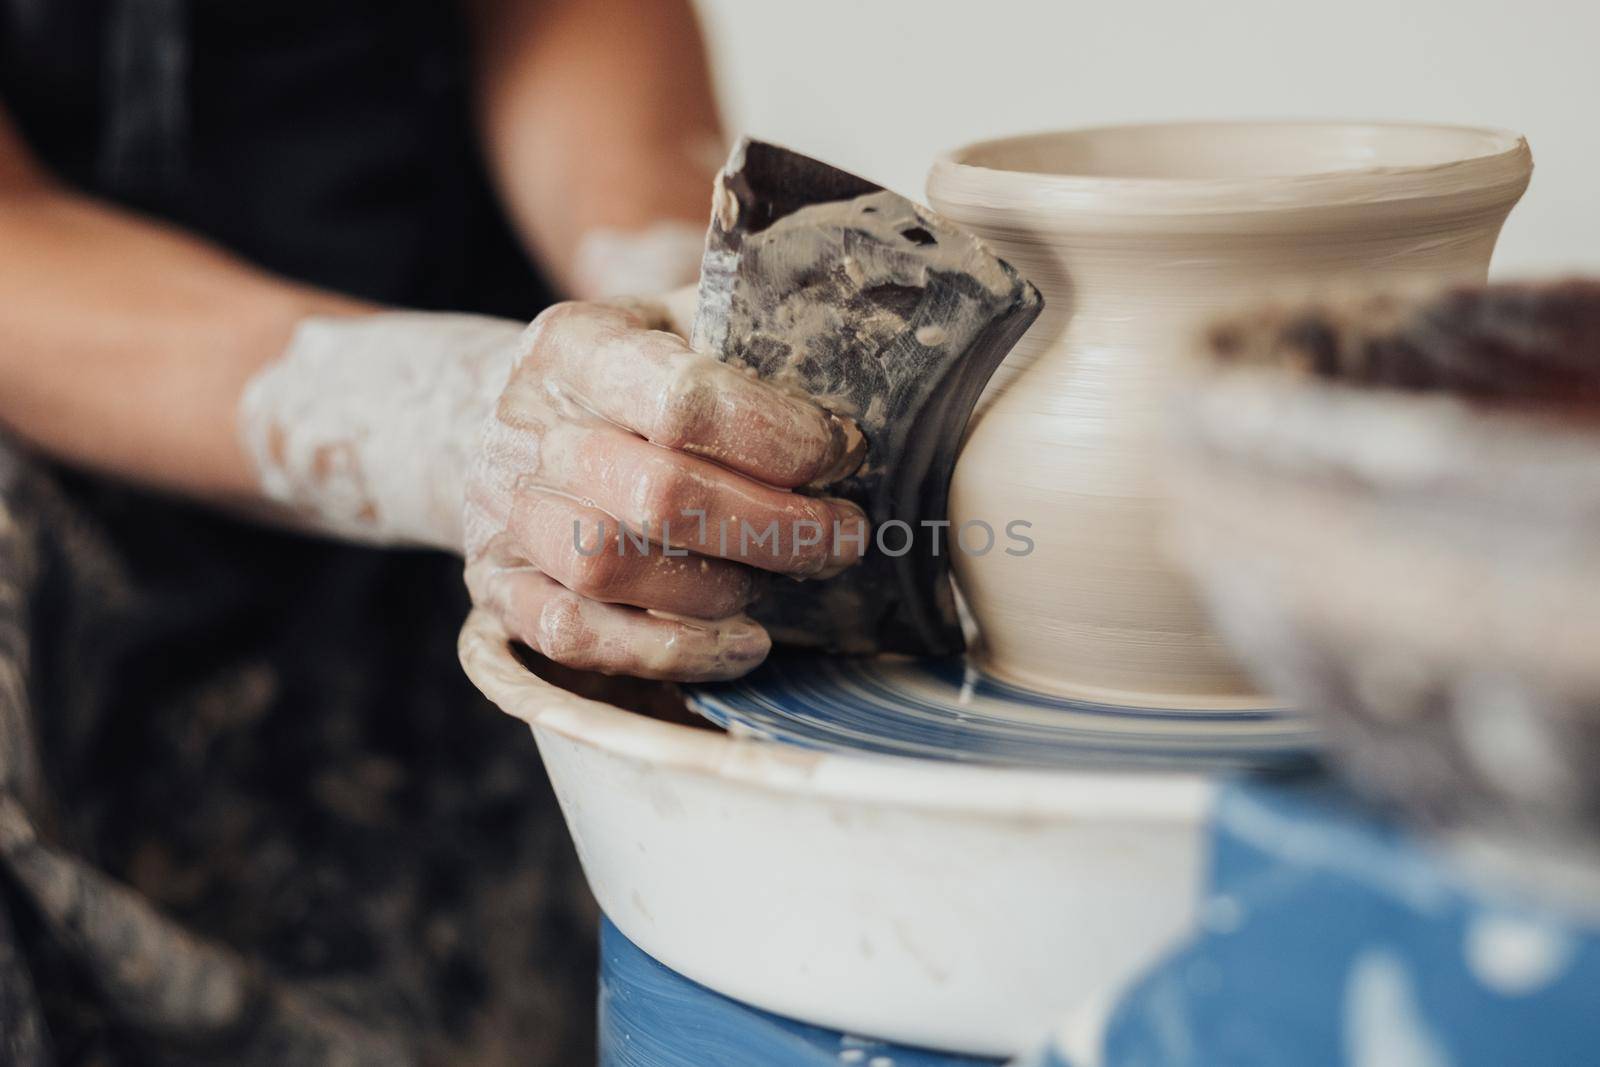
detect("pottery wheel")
[685,655,1316,770]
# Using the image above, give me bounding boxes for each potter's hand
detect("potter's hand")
[240,299,867,681]
[465,299,867,680]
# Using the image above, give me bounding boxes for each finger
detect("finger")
[596,284,698,338]
[522,302,865,488]
[502,489,761,619]
[465,557,771,682]
[537,420,869,578]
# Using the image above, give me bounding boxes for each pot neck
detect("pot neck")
[960,206,1516,350]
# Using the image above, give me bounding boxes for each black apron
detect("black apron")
[0,4,593,1065]
[1,0,550,313]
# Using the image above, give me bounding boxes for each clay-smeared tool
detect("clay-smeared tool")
[691,139,1042,656]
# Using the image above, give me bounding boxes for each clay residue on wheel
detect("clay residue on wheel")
[509,640,716,730]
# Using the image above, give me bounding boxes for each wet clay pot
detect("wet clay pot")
[926,121,1532,707]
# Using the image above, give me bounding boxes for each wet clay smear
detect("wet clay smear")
[692,139,1042,656]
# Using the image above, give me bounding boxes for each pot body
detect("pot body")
[926,122,1532,707]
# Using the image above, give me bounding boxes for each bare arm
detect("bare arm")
[469,0,724,295]
[0,37,860,681]
[0,104,365,502]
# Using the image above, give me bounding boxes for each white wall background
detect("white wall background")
[693,0,1597,276]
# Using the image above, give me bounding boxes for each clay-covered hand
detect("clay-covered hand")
[463,298,867,680]
[240,298,867,681]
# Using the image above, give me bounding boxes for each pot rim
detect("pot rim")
[928,119,1532,221]
[457,609,1214,822]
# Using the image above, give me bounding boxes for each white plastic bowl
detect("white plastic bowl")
[459,610,1215,1056]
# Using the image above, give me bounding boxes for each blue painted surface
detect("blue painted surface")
[1057,776,1600,1067]
[599,917,1001,1067]
[687,653,1315,770]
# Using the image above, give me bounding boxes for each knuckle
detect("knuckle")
[461,505,498,563]
[633,463,708,527]
[466,436,519,509]
[651,368,716,449]
[532,590,594,667]
[531,299,585,333]
[565,544,628,601]
[519,301,588,370]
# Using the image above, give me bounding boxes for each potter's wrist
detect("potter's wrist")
[239,311,522,551]
[570,220,705,300]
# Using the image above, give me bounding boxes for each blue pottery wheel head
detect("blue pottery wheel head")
[685,653,1317,770]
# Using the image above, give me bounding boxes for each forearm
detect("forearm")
[471,0,724,296]
[0,185,366,503]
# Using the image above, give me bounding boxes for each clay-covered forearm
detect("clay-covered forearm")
[0,113,366,502]
[241,294,869,680]
[469,0,724,296]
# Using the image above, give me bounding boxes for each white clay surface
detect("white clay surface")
[925,121,1531,707]
[573,220,706,300]
[240,312,520,548]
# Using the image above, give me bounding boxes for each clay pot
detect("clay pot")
[926,121,1531,707]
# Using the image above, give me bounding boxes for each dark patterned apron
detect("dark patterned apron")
[0,3,593,1064]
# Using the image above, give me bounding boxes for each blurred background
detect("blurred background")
[694,0,1598,276]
